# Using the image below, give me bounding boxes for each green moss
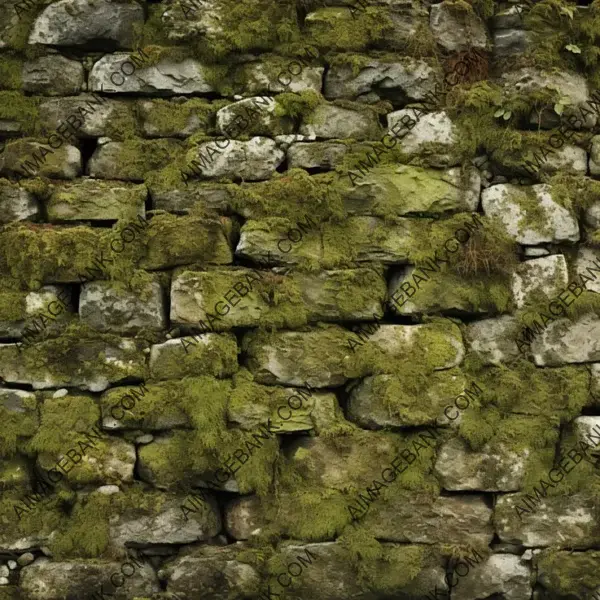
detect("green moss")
[28,395,100,455]
[536,549,600,598]
[273,90,322,120]
[141,98,215,138]
[0,221,100,288]
[228,169,345,223]
[138,376,278,495]
[149,332,239,381]
[0,56,23,90]
[0,93,40,135]
[304,6,394,53]
[0,392,38,457]
[0,290,27,321]
[113,139,185,182]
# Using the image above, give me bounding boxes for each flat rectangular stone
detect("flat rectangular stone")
[243,321,464,387]
[0,335,146,391]
[362,493,494,547]
[170,267,386,330]
[80,278,166,334]
[0,180,39,223]
[47,180,147,222]
[495,493,600,547]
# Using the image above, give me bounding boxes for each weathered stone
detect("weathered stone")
[531,313,600,366]
[585,200,600,230]
[37,437,136,485]
[80,278,166,334]
[287,142,349,170]
[363,493,494,547]
[434,437,528,491]
[148,180,232,214]
[148,333,239,381]
[225,496,264,540]
[495,493,600,547]
[87,139,183,181]
[139,98,213,138]
[568,417,600,457]
[540,144,587,175]
[503,68,597,129]
[0,285,73,339]
[47,180,146,222]
[344,164,480,216]
[185,138,285,181]
[161,546,261,599]
[482,184,580,245]
[0,180,39,223]
[381,1,429,51]
[29,0,144,49]
[272,542,447,600]
[0,456,31,490]
[511,255,569,309]
[109,491,221,546]
[348,370,470,429]
[141,216,233,270]
[591,363,600,403]
[429,1,488,52]
[216,97,293,137]
[299,104,381,140]
[0,140,81,180]
[536,549,600,599]
[458,554,532,600]
[89,54,214,95]
[228,380,339,434]
[389,267,508,316]
[465,316,522,365]
[137,432,240,492]
[325,57,440,103]
[389,111,459,167]
[0,337,146,391]
[38,96,136,139]
[22,55,84,96]
[243,321,464,387]
[170,267,386,330]
[234,59,324,95]
[493,29,530,58]
[20,558,159,599]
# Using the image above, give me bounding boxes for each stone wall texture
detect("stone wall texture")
[2,0,600,598]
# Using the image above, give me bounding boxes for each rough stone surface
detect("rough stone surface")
[482,183,580,244]
[29,0,144,49]
[22,55,84,96]
[429,1,488,52]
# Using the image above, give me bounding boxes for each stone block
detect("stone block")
[22,55,84,96]
[299,103,381,141]
[79,278,166,334]
[511,255,569,309]
[0,180,39,223]
[47,179,146,222]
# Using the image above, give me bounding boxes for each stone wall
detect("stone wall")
[1,0,600,598]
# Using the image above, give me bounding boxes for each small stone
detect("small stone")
[52,388,69,398]
[136,434,154,444]
[0,577,8,585]
[7,561,17,570]
[0,566,8,577]
[97,485,120,495]
[17,553,34,567]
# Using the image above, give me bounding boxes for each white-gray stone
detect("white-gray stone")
[89,54,215,96]
[188,138,285,181]
[29,0,144,48]
[435,437,528,491]
[299,104,380,140]
[574,246,600,294]
[511,255,569,309]
[22,55,84,96]
[482,183,580,244]
[465,316,522,365]
[0,182,39,223]
[79,279,166,334]
[531,313,600,366]
[388,111,459,167]
[430,1,488,52]
[324,58,441,102]
[287,142,349,170]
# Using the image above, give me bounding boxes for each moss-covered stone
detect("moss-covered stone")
[0,389,39,457]
[149,333,239,381]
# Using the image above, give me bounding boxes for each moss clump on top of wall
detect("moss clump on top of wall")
[304,6,394,53]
